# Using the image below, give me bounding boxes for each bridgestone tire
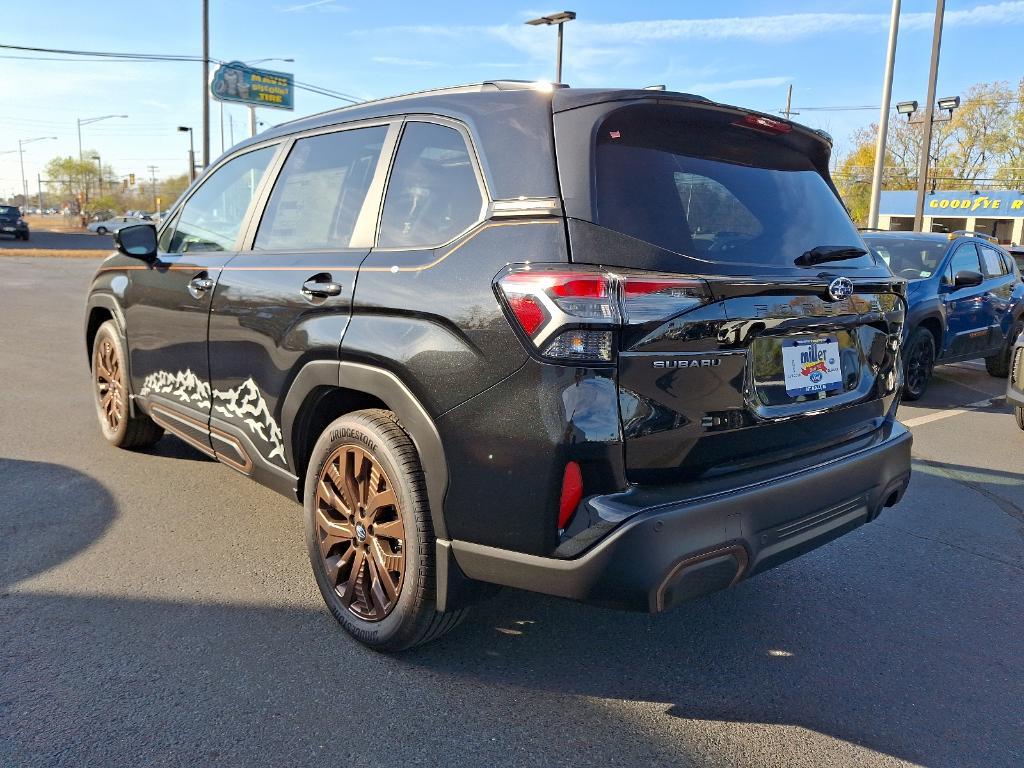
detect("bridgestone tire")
[304,409,467,651]
[985,320,1023,378]
[91,320,164,449]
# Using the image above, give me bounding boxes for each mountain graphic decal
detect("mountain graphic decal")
[140,370,285,464]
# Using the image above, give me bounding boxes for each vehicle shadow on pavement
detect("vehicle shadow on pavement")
[404,505,1024,767]
[138,434,218,464]
[0,458,117,590]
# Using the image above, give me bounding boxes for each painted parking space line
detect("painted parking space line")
[902,397,998,428]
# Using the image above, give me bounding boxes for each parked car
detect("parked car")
[863,231,1024,400]
[85,81,912,650]
[87,216,146,235]
[0,205,29,240]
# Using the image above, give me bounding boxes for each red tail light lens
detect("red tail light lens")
[736,113,792,135]
[558,461,583,530]
[621,275,708,324]
[496,266,709,362]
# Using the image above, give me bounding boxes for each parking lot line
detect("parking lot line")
[902,397,997,428]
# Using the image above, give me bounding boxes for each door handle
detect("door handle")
[301,276,343,299]
[188,275,215,298]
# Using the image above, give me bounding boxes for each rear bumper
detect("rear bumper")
[450,422,912,612]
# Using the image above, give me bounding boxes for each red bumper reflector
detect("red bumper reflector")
[558,461,583,530]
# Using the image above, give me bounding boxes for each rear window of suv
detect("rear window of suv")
[592,105,871,270]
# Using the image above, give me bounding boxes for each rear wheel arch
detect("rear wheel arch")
[282,360,449,540]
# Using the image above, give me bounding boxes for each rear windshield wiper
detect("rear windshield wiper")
[796,245,867,267]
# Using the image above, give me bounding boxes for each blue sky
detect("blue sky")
[1,0,1019,199]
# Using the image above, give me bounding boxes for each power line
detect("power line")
[0,42,362,104]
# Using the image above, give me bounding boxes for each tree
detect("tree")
[834,79,1020,224]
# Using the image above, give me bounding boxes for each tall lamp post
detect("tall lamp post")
[867,0,901,230]
[77,115,128,161]
[178,126,196,182]
[91,154,102,196]
[914,0,945,232]
[18,136,57,203]
[525,11,576,83]
[896,93,959,232]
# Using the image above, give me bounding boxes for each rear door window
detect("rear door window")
[591,105,870,270]
[979,244,1007,277]
[255,126,387,251]
[377,122,483,248]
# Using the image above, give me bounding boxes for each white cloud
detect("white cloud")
[685,76,794,94]
[278,0,348,12]
[371,56,442,68]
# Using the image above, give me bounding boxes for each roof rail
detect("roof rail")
[277,80,565,129]
[947,230,998,243]
[857,227,888,232]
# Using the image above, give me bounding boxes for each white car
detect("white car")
[87,216,147,235]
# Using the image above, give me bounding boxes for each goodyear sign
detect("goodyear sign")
[211,61,294,110]
[881,190,1024,217]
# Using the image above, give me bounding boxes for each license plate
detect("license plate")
[782,337,843,396]
[1,227,14,232]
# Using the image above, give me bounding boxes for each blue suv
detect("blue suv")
[863,231,1024,400]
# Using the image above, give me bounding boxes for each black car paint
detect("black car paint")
[0,206,29,239]
[87,84,912,613]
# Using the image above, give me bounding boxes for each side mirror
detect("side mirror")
[953,270,984,289]
[114,224,158,261]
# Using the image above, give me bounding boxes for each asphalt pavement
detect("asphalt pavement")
[2,257,1022,768]
[0,223,111,251]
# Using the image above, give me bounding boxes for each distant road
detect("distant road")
[0,224,112,253]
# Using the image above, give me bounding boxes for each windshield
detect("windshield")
[0,206,18,217]
[592,105,872,270]
[865,238,947,280]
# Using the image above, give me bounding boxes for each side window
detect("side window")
[254,126,387,251]
[947,242,982,284]
[378,122,483,249]
[166,146,276,253]
[979,245,1007,277]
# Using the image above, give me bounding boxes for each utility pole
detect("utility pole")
[37,174,44,210]
[147,165,159,210]
[249,106,257,138]
[201,0,210,170]
[780,84,799,120]
[868,0,902,229]
[914,0,944,233]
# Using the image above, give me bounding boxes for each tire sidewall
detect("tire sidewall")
[903,328,935,400]
[303,412,429,648]
[92,321,129,444]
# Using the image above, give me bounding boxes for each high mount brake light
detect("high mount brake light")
[736,113,792,135]
[496,268,709,362]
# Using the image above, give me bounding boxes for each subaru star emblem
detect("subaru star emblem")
[827,277,854,302]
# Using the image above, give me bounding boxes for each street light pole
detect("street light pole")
[76,115,128,161]
[18,136,57,203]
[91,154,102,196]
[525,11,576,83]
[178,127,196,182]
[202,0,210,170]
[868,0,901,230]
[914,0,945,233]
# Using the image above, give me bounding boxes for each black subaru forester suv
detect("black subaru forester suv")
[86,82,912,650]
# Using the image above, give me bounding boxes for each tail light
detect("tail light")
[496,266,709,362]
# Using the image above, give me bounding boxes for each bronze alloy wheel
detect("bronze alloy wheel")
[314,444,406,622]
[94,335,125,434]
